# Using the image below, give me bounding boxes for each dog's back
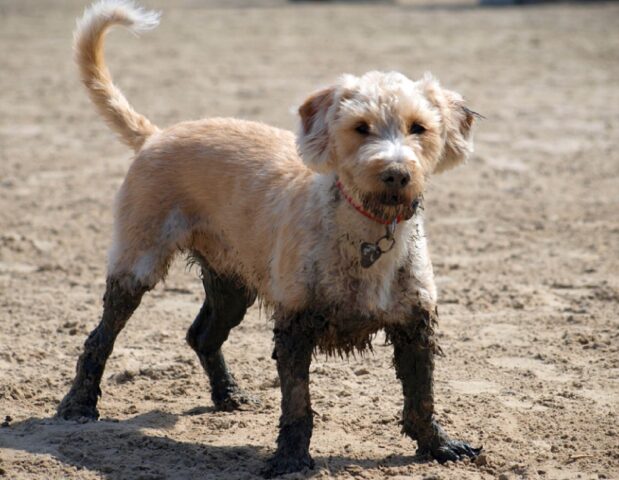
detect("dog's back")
[74,1,325,305]
[115,117,323,305]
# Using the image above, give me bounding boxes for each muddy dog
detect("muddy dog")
[58,1,481,475]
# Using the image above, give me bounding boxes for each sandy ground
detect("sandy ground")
[1,0,618,479]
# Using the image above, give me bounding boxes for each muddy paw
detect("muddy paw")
[56,394,99,421]
[421,440,482,463]
[261,452,314,478]
[213,388,261,412]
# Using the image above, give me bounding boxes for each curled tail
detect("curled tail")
[74,1,160,151]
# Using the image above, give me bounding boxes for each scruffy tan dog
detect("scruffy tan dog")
[58,0,482,476]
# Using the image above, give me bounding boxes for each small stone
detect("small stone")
[498,474,510,480]
[380,467,398,476]
[1,415,11,428]
[345,465,362,472]
[109,369,136,384]
[474,453,488,466]
[354,367,370,376]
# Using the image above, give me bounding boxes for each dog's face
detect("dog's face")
[298,71,476,220]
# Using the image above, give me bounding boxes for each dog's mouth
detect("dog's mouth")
[379,191,405,206]
[362,193,422,221]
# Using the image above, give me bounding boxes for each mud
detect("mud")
[267,313,318,477]
[387,307,480,462]
[56,276,148,420]
[186,262,257,410]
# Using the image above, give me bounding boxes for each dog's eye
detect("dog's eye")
[355,122,370,136]
[409,123,426,135]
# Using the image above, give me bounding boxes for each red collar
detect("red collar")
[336,180,402,225]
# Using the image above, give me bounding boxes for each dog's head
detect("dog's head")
[298,71,477,220]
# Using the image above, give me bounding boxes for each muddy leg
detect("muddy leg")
[263,313,317,478]
[186,265,257,411]
[386,307,481,463]
[57,275,148,420]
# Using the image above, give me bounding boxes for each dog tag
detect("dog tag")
[387,218,397,239]
[359,222,398,269]
[360,242,382,268]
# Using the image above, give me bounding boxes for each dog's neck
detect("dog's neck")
[319,174,419,269]
[335,180,403,226]
[307,173,432,314]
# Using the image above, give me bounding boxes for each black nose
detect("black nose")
[380,168,411,188]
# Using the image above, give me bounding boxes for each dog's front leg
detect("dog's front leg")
[387,307,481,463]
[263,312,317,478]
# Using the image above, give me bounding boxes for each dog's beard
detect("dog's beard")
[361,192,419,222]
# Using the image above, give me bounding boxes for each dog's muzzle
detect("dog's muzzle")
[380,168,411,189]
[379,166,412,206]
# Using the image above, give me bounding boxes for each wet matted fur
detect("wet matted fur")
[58,1,482,476]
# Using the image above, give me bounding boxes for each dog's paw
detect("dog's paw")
[261,453,314,478]
[420,440,482,463]
[56,395,99,421]
[213,389,261,412]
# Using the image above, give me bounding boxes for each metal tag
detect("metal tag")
[359,222,398,269]
[387,218,397,239]
[360,242,382,268]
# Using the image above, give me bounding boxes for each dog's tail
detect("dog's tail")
[74,1,160,151]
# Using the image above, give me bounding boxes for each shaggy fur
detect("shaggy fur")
[58,1,481,476]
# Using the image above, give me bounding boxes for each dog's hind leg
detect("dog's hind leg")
[57,182,187,420]
[186,261,258,411]
[386,307,481,463]
[57,274,149,420]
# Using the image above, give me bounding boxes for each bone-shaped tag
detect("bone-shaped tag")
[360,242,382,268]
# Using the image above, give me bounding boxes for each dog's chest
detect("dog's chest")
[312,219,435,322]
[263,183,436,317]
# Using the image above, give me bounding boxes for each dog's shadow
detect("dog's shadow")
[1,409,422,479]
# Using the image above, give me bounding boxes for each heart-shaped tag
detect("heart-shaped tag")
[360,242,382,268]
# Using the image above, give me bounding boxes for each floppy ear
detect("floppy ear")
[436,91,477,173]
[297,87,337,173]
[423,76,477,174]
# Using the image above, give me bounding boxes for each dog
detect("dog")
[57,1,482,476]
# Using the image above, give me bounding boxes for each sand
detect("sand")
[0,1,618,479]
